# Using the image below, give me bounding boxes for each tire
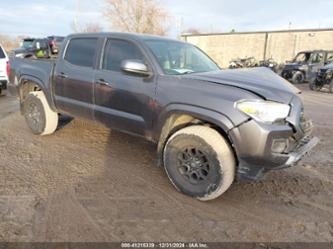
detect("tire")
[163,125,235,201]
[0,89,6,96]
[292,71,305,84]
[22,91,58,135]
[309,79,322,91]
[329,80,333,93]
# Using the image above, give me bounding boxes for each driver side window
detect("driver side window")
[103,39,144,72]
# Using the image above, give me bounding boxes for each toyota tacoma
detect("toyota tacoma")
[8,33,319,201]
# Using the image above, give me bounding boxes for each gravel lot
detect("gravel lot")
[0,85,332,242]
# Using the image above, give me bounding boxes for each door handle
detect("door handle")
[96,79,111,87]
[58,72,68,79]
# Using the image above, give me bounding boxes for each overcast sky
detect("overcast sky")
[0,0,332,38]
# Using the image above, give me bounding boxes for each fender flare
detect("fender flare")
[155,103,236,167]
[18,74,57,112]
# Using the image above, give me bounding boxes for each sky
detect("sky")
[0,0,333,38]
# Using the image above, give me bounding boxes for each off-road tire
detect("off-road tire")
[163,125,235,201]
[309,79,322,91]
[292,71,305,84]
[22,91,58,135]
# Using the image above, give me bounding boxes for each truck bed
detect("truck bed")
[8,57,56,97]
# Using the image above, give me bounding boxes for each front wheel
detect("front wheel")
[292,71,305,84]
[22,91,58,135]
[163,125,235,201]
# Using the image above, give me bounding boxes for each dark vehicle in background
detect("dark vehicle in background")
[310,62,333,92]
[47,36,65,54]
[21,38,35,49]
[13,38,51,59]
[281,50,333,84]
[8,33,318,201]
[11,38,35,57]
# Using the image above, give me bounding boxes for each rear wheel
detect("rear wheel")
[163,125,235,201]
[22,91,58,135]
[329,80,333,93]
[292,71,305,84]
[0,89,6,96]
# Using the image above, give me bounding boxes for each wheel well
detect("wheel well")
[20,81,41,102]
[157,113,237,167]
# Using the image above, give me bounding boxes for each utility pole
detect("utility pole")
[73,0,80,32]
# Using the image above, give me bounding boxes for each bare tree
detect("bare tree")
[0,35,20,52]
[182,28,201,35]
[82,22,103,32]
[71,22,103,33]
[103,0,169,36]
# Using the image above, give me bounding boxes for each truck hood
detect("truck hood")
[184,67,301,103]
[283,62,303,70]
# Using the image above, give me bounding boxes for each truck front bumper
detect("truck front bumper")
[285,136,319,166]
[229,119,319,180]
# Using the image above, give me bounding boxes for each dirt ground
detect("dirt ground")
[0,85,332,242]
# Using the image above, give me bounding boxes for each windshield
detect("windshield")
[22,40,34,49]
[145,40,219,75]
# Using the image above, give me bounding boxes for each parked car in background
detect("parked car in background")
[0,44,9,95]
[310,61,333,93]
[47,36,65,54]
[11,38,35,57]
[13,38,51,59]
[281,50,333,84]
[8,33,318,201]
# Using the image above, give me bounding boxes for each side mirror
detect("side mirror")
[121,60,151,77]
[35,42,41,50]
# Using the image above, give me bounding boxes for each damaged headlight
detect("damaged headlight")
[235,100,291,124]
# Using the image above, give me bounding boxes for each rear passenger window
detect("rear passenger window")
[65,38,98,68]
[103,39,143,72]
[0,46,5,58]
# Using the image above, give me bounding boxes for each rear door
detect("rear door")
[93,38,156,137]
[54,37,99,119]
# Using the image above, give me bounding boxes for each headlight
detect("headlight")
[235,100,290,124]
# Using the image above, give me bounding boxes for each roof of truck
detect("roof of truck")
[67,32,182,43]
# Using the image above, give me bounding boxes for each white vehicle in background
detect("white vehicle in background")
[0,44,9,95]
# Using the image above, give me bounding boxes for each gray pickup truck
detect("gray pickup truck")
[8,32,318,201]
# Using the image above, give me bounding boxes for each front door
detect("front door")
[94,38,156,137]
[308,52,324,79]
